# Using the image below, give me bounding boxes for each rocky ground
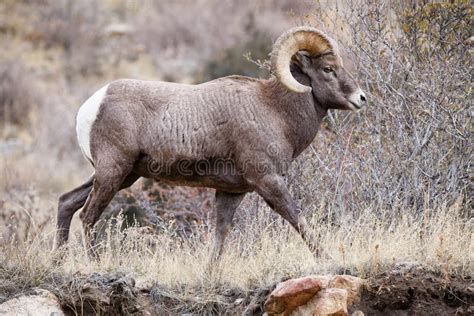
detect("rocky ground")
[1,263,472,315]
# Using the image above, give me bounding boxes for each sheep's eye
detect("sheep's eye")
[323,66,333,73]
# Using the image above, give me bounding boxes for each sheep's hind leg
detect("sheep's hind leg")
[56,175,94,249]
[210,191,246,262]
[79,165,138,258]
[252,174,320,257]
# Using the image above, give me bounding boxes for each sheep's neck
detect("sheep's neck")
[265,77,327,159]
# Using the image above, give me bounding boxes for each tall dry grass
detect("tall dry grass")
[0,199,471,311]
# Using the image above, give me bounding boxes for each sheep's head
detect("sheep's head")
[271,27,366,111]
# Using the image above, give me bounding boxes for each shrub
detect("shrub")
[198,25,272,81]
[32,0,107,79]
[0,60,40,128]
[131,0,310,81]
[98,179,214,241]
[285,1,472,220]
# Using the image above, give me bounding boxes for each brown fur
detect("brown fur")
[56,50,365,259]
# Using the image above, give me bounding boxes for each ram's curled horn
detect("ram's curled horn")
[271,26,342,93]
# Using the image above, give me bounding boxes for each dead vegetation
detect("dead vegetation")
[0,200,471,313]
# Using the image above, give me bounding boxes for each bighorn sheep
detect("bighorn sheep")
[56,27,366,258]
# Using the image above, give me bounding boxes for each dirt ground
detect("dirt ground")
[1,264,472,315]
[352,266,473,316]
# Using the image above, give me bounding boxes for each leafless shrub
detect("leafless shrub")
[198,28,272,82]
[31,0,107,80]
[0,60,40,128]
[130,0,315,80]
[98,179,214,241]
[0,189,52,244]
[287,1,472,220]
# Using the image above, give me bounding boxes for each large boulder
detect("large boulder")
[0,288,64,316]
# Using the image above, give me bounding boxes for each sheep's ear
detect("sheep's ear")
[293,51,312,70]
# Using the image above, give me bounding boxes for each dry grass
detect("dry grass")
[1,199,471,293]
[0,195,472,312]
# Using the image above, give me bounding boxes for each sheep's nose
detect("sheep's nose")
[348,88,367,110]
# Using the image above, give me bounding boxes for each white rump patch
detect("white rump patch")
[76,84,109,162]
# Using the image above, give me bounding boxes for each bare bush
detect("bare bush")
[286,1,472,220]
[98,179,214,241]
[31,0,107,80]
[0,60,40,128]
[198,27,272,82]
[130,0,315,80]
[0,189,52,244]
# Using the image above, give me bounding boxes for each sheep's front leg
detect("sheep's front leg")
[252,174,319,256]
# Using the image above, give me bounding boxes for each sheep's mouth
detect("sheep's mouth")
[348,100,362,110]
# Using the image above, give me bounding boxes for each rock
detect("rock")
[311,275,333,288]
[293,288,348,316]
[328,275,364,305]
[264,276,323,315]
[264,275,365,316]
[0,288,64,315]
